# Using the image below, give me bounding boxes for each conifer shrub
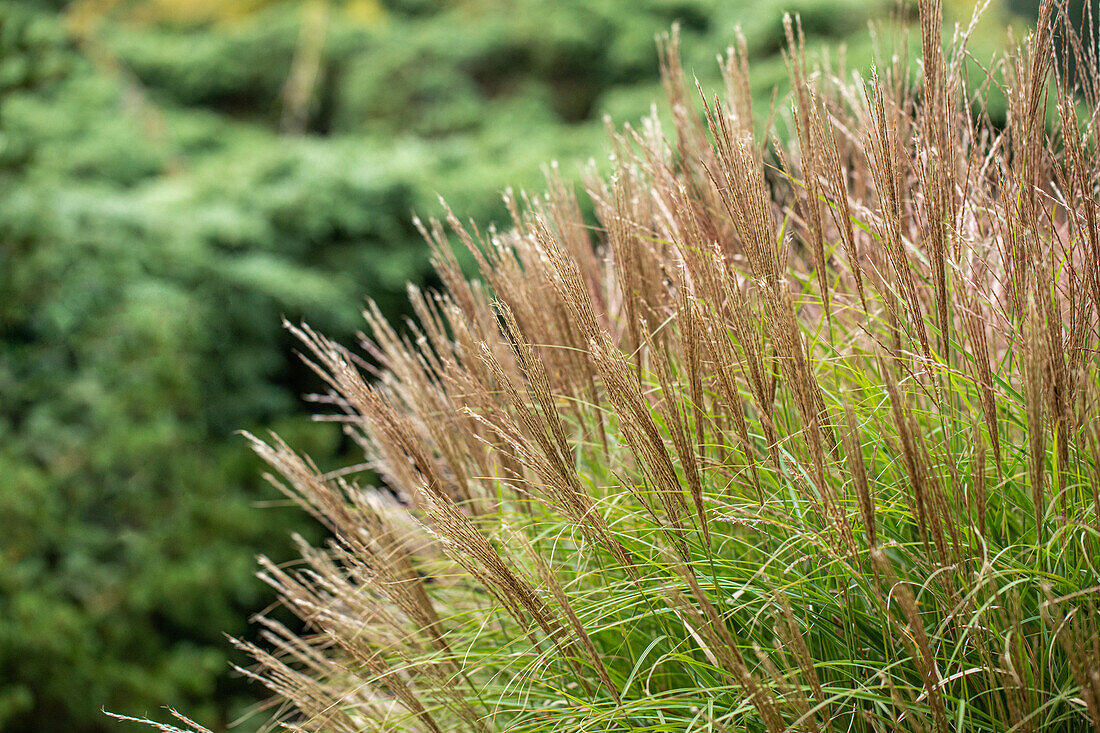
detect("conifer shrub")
[126,1,1100,729]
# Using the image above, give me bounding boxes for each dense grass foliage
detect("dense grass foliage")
[0,1,904,731]
[129,1,1100,731]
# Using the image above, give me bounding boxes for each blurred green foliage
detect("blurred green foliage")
[0,0,887,730]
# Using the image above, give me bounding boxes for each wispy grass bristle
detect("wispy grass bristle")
[136,2,1100,731]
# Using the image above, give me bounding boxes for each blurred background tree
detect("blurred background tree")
[0,0,1034,730]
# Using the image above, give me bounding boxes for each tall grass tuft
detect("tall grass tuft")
[127,1,1100,730]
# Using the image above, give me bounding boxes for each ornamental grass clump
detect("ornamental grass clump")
[127,1,1100,730]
